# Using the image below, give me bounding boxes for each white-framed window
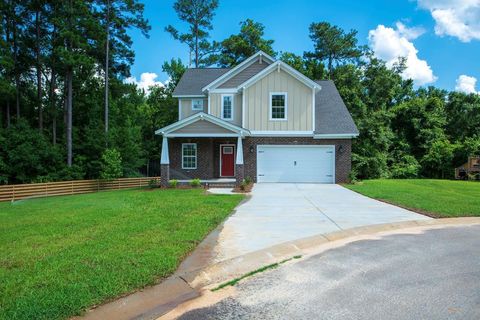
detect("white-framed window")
[269,92,287,120]
[221,94,234,120]
[182,143,197,169]
[192,99,204,111]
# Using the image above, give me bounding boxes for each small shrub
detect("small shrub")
[148,179,158,189]
[169,179,178,188]
[240,179,247,191]
[348,170,359,184]
[244,176,252,185]
[190,178,201,187]
[390,155,421,179]
[100,148,123,180]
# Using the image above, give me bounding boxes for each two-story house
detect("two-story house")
[155,51,359,186]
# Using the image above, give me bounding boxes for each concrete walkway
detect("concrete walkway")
[213,183,430,262]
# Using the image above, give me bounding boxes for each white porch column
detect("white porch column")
[236,136,244,165]
[160,136,169,164]
[235,136,245,185]
[160,136,170,187]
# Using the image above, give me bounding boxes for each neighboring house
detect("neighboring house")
[155,51,359,186]
[455,156,480,180]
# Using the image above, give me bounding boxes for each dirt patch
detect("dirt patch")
[159,287,236,320]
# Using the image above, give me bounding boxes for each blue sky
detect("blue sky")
[128,0,480,93]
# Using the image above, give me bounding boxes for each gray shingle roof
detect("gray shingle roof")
[172,68,230,96]
[314,80,359,135]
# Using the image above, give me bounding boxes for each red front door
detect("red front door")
[220,145,235,177]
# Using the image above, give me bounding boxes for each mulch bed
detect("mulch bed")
[233,182,254,193]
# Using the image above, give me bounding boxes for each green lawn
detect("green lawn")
[0,188,243,320]
[346,179,480,218]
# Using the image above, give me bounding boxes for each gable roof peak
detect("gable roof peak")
[201,51,276,92]
[237,60,321,91]
[155,112,250,136]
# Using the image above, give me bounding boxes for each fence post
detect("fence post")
[71,181,74,195]
[12,185,15,202]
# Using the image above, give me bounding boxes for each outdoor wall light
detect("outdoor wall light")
[249,145,255,153]
[338,145,344,154]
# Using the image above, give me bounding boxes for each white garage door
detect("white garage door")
[257,145,335,183]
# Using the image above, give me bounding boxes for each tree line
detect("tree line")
[1,0,479,184]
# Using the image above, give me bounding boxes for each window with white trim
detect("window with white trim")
[182,143,197,169]
[192,99,203,111]
[221,94,234,120]
[270,92,287,120]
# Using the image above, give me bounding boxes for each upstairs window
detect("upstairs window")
[192,99,204,111]
[270,92,287,120]
[182,143,197,169]
[221,94,234,120]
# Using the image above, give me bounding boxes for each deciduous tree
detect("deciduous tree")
[216,19,276,67]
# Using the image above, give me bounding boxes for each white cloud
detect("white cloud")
[125,72,163,94]
[396,21,426,40]
[368,23,437,85]
[455,75,479,94]
[417,0,480,42]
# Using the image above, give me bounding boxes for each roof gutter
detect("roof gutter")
[313,133,360,139]
[172,94,206,98]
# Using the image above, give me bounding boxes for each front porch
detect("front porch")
[156,113,249,187]
[163,136,245,182]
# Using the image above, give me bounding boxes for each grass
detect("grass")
[211,255,302,292]
[345,179,480,218]
[0,188,244,320]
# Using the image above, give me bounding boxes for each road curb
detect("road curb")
[77,217,480,320]
[179,217,480,292]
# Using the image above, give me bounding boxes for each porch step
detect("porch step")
[207,183,236,188]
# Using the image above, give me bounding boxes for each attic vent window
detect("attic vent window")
[192,99,203,111]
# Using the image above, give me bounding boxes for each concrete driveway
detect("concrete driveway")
[213,183,430,262]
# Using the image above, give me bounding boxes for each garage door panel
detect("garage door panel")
[257,145,334,183]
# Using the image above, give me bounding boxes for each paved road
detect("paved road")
[178,225,480,320]
[213,183,430,262]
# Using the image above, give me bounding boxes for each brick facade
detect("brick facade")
[167,137,352,183]
[169,138,238,180]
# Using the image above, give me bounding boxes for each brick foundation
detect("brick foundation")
[160,164,170,187]
[235,164,245,185]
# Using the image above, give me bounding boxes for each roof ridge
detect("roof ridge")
[187,67,230,70]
